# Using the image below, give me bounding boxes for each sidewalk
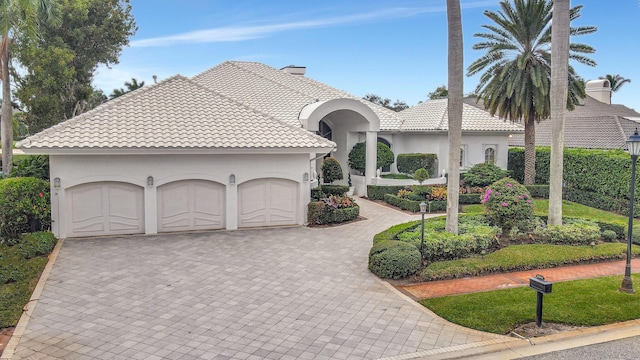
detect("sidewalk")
[398,258,640,300]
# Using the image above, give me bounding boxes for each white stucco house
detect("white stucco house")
[17,61,522,238]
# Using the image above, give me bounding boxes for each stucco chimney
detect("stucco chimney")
[585,79,612,104]
[281,65,306,76]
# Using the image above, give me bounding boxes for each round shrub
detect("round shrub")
[0,177,51,244]
[348,142,394,175]
[462,162,509,187]
[602,229,618,242]
[369,240,421,279]
[413,168,430,184]
[482,178,534,237]
[321,157,343,184]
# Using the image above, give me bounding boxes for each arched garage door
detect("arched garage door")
[238,178,298,228]
[66,182,144,238]
[157,180,225,232]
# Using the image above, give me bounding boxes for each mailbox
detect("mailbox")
[529,276,552,294]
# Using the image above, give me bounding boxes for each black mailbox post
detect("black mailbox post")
[529,275,552,327]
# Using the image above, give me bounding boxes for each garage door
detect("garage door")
[157,180,225,232]
[66,182,144,238]
[238,178,298,228]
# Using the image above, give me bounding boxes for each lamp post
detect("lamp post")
[420,201,427,262]
[620,129,640,294]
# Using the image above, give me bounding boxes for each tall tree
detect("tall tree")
[110,77,145,99]
[427,85,449,99]
[467,0,596,185]
[14,0,137,135]
[599,74,631,92]
[548,0,571,226]
[446,0,463,234]
[1,0,60,175]
[362,93,409,112]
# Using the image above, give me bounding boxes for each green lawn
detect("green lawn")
[420,274,640,334]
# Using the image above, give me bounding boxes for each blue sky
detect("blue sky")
[94,0,640,111]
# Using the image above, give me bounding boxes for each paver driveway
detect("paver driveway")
[9,199,506,360]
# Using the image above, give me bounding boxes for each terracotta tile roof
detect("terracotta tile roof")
[192,61,403,129]
[397,99,524,132]
[509,97,640,149]
[18,75,336,151]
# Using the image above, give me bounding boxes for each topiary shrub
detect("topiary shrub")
[348,142,394,175]
[413,168,430,184]
[397,153,437,176]
[321,157,343,184]
[462,162,509,187]
[482,178,534,239]
[0,178,51,244]
[368,240,421,279]
[602,230,618,242]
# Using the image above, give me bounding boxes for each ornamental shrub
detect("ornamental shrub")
[11,156,50,181]
[533,219,601,245]
[319,185,348,196]
[367,185,404,200]
[397,153,437,175]
[348,142,394,175]
[307,196,359,225]
[462,162,509,187]
[602,230,618,242]
[368,240,421,279]
[321,157,343,184]
[413,168,430,184]
[0,178,51,244]
[483,178,534,238]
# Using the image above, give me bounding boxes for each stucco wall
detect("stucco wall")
[49,153,312,238]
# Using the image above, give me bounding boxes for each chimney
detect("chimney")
[585,79,612,104]
[280,65,306,76]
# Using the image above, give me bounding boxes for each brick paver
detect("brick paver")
[399,258,640,300]
[9,198,505,359]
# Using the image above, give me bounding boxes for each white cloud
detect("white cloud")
[130,1,498,48]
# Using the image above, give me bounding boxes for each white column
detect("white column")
[226,183,238,230]
[144,185,158,235]
[365,131,377,197]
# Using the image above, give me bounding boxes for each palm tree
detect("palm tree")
[445,0,463,234]
[1,0,60,175]
[109,77,145,99]
[599,74,631,92]
[548,0,571,226]
[467,0,596,185]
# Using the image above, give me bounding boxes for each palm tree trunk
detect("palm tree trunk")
[523,114,536,185]
[1,45,13,176]
[445,0,463,234]
[548,0,571,225]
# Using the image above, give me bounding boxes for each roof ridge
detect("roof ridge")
[228,61,317,103]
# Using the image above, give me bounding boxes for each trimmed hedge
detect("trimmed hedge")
[397,153,437,176]
[373,220,420,244]
[383,194,479,212]
[533,220,601,245]
[311,185,349,201]
[525,185,550,199]
[0,177,51,244]
[536,215,625,241]
[368,240,421,279]
[459,194,481,204]
[307,201,359,225]
[367,185,405,200]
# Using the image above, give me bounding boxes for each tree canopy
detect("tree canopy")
[110,78,145,99]
[599,74,631,93]
[362,94,409,112]
[14,0,137,135]
[427,85,448,99]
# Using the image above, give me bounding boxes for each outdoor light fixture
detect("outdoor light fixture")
[620,129,640,294]
[303,173,309,181]
[420,201,427,262]
[147,176,154,186]
[53,177,61,188]
[229,174,235,184]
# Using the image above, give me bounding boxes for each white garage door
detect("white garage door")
[66,182,144,238]
[238,178,298,228]
[157,180,225,232]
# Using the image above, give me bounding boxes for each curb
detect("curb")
[0,238,65,360]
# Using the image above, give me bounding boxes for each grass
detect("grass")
[421,243,640,280]
[420,274,640,334]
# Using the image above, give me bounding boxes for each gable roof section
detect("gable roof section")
[18,75,336,153]
[192,61,403,129]
[397,99,524,132]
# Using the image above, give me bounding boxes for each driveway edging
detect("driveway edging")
[1,238,65,360]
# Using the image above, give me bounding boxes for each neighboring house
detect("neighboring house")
[18,61,522,238]
[509,79,640,150]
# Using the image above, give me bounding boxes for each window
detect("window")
[460,145,467,168]
[484,145,497,164]
[317,119,332,141]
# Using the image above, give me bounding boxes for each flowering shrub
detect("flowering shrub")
[431,186,447,201]
[483,178,534,238]
[0,177,51,244]
[321,195,354,209]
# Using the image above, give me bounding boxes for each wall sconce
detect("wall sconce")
[303,173,309,181]
[53,177,61,188]
[147,176,154,186]
[229,174,235,184]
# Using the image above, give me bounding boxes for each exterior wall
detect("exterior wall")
[382,132,512,175]
[49,153,311,238]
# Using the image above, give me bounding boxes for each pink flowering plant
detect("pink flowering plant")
[482,177,534,240]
